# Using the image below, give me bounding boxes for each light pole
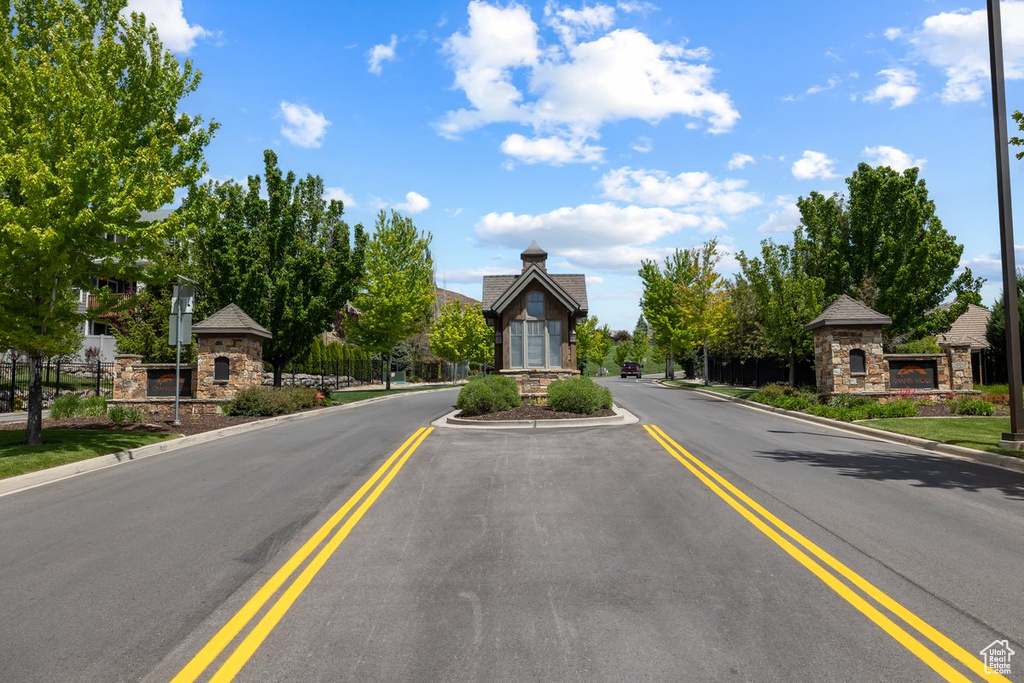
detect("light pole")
[986,0,1024,448]
[172,275,199,427]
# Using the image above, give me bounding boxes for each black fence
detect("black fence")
[1,359,115,413]
[704,354,815,388]
[276,358,478,389]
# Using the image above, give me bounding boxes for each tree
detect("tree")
[612,342,630,369]
[574,315,600,374]
[346,210,434,390]
[0,0,214,444]
[639,256,694,374]
[718,276,772,362]
[429,300,492,380]
[186,150,367,386]
[630,316,651,365]
[795,163,981,343]
[1011,110,1024,159]
[595,324,614,374]
[737,240,825,386]
[986,269,1024,383]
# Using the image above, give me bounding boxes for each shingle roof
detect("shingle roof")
[804,294,891,331]
[192,303,272,338]
[436,287,480,308]
[482,271,588,314]
[936,303,991,350]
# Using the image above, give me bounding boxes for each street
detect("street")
[1,381,1021,681]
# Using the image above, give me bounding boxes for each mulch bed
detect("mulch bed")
[456,404,615,421]
[0,414,262,437]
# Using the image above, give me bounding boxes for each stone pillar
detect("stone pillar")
[942,343,974,392]
[195,334,265,400]
[112,354,146,400]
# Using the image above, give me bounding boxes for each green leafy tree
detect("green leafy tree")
[574,315,600,374]
[0,0,214,444]
[718,276,772,362]
[186,150,367,386]
[346,210,434,390]
[595,324,614,374]
[612,343,630,369]
[986,270,1024,382]
[429,300,493,380]
[1011,110,1024,159]
[630,316,651,365]
[795,163,981,343]
[738,240,825,386]
[639,256,694,373]
[111,285,198,363]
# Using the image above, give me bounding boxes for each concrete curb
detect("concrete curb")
[0,386,459,498]
[433,403,639,430]
[663,382,1024,475]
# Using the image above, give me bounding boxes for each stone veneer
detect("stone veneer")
[112,355,198,400]
[502,369,579,398]
[196,334,265,400]
[813,327,887,396]
[942,343,973,392]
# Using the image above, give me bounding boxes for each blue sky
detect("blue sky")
[134,0,1024,331]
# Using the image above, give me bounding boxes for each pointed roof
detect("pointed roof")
[804,294,891,331]
[192,303,272,338]
[521,240,547,257]
[484,264,585,317]
[935,303,991,350]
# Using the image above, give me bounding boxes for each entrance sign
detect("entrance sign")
[889,359,938,389]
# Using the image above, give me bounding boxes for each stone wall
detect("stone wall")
[943,343,973,392]
[813,327,887,396]
[106,398,222,419]
[196,335,264,400]
[112,355,198,400]
[502,369,579,398]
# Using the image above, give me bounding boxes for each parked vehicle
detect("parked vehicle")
[620,361,641,378]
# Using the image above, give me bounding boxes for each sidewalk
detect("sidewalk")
[0,411,49,424]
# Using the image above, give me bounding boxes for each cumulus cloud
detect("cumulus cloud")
[757,196,802,235]
[440,2,738,163]
[631,136,653,153]
[861,145,926,172]
[792,151,838,180]
[125,0,213,53]
[394,191,431,213]
[501,133,605,164]
[727,153,755,170]
[806,75,840,95]
[279,102,330,148]
[599,167,761,214]
[368,34,398,75]
[439,266,519,284]
[893,2,1024,103]
[864,67,920,108]
[324,187,355,207]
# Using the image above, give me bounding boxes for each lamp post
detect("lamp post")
[172,275,199,427]
[986,0,1024,448]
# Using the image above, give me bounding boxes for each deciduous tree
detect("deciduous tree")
[0,0,214,444]
[429,300,493,376]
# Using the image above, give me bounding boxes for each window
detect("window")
[526,292,544,318]
[547,320,561,367]
[508,318,562,369]
[527,321,545,367]
[214,356,230,381]
[510,321,524,368]
[850,349,866,374]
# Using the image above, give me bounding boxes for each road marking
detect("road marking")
[645,425,1007,683]
[172,427,432,683]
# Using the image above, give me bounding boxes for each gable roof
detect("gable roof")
[804,294,891,331]
[192,303,272,338]
[436,287,480,308]
[935,303,991,350]
[482,265,587,316]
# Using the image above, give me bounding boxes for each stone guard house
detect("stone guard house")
[805,294,973,399]
[482,242,588,397]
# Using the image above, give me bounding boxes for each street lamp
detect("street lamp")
[986,0,1024,448]
[171,275,199,427]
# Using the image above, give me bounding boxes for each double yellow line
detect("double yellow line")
[644,425,1008,683]
[172,426,433,683]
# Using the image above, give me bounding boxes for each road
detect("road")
[1,379,1022,681]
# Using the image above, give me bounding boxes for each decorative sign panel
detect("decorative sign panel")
[147,368,193,397]
[889,359,937,389]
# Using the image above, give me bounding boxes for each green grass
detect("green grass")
[329,385,446,404]
[660,379,758,399]
[0,430,177,480]
[862,417,1022,457]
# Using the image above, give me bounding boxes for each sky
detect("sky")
[130,0,1024,332]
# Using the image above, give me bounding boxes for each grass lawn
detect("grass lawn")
[0,430,178,480]
[861,417,1022,457]
[330,385,448,404]
[662,380,758,399]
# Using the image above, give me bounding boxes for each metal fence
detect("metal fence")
[277,358,480,389]
[0,359,115,413]
[704,354,816,388]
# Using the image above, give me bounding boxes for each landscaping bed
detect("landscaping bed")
[456,404,615,421]
[0,414,261,437]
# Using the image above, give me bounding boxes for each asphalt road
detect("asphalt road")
[1,379,1022,682]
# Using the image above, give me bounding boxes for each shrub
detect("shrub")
[547,377,613,415]
[750,384,817,411]
[892,336,942,354]
[826,394,872,408]
[50,393,82,419]
[80,396,107,417]
[456,375,522,416]
[948,397,995,416]
[108,405,144,424]
[223,386,321,417]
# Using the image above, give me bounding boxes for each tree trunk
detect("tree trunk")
[273,362,283,387]
[789,345,797,388]
[703,342,710,386]
[385,353,392,391]
[26,353,43,446]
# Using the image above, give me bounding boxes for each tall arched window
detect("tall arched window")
[850,349,866,374]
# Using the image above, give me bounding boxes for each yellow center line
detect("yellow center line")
[208,426,434,682]
[644,425,982,683]
[172,427,431,683]
[648,425,1009,682]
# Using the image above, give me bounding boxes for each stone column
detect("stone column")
[942,343,974,392]
[112,354,146,400]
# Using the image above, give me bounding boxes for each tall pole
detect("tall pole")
[988,0,1024,445]
[173,283,182,427]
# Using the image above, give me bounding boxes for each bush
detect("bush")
[948,397,995,416]
[80,396,107,417]
[750,384,817,411]
[108,405,144,424]
[826,394,872,409]
[547,377,613,415]
[223,386,322,417]
[892,336,942,354]
[456,375,522,416]
[50,394,82,419]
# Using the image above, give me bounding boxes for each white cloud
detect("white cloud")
[792,150,838,180]
[439,266,519,284]
[806,75,840,95]
[864,67,920,108]
[861,145,925,172]
[599,167,762,214]
[501,133,604,164]
[324,187,355,207]
[125,0,213,53]
[727,153,755,170]
[757,196,801,235]
[586,274,606,285]
[394,191,431,213]
[631,136,653,153]
[898,2,1024,103]
[560,244,680,272]
[440,2,738,163]
[279,102,331,148]
[368,34,398,75]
